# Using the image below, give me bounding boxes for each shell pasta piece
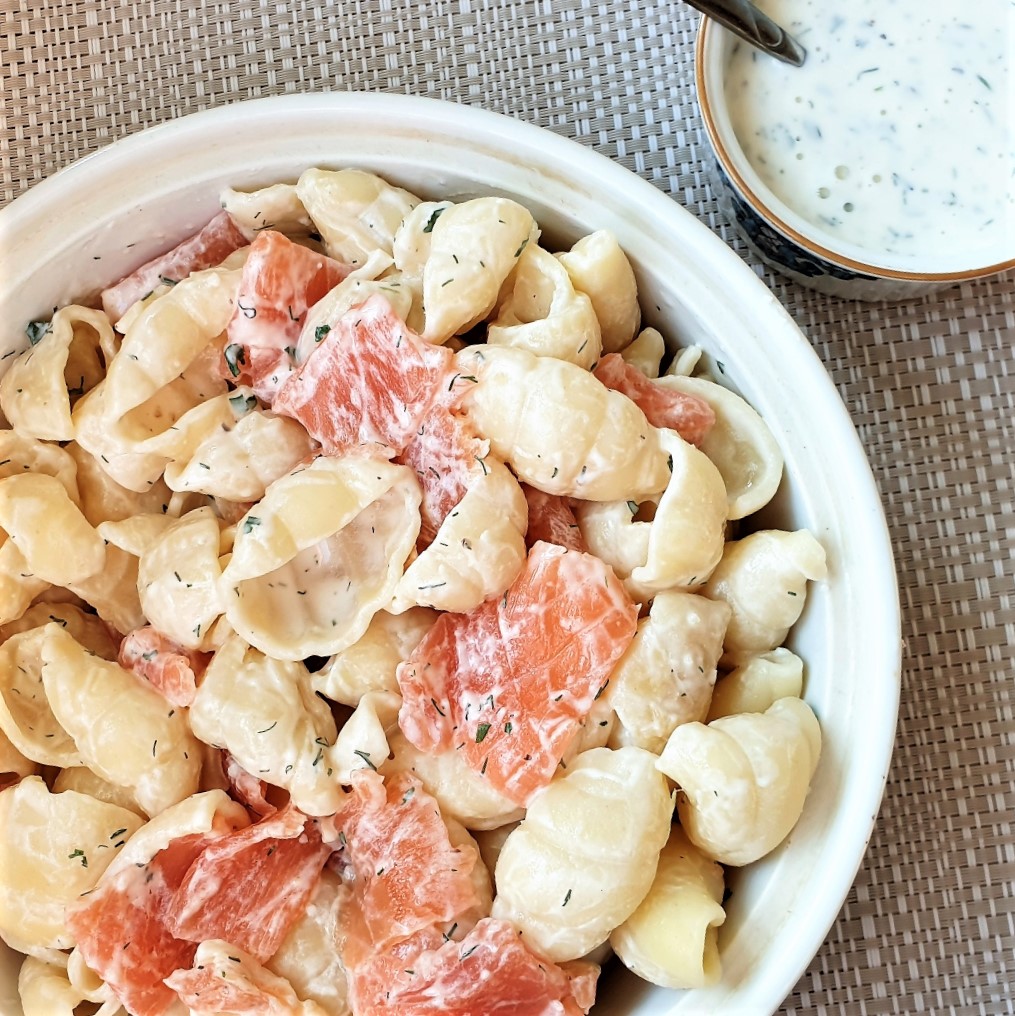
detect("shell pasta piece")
[702,529,827,666]
[311,607,437,707]
[296,167,421,267]
[620,326,666,378]
[18,955,121,1016]
[610,825,727,989]
[577,428,728,600]
[707,647,804,721]
[162,392,317,501]
[219,455,421,660]
[73,264,239,491]
[0,727,38,789]
[266,870,351,1016]
[0,473,106,586]
[656,696,822,866]
[491,746,674,961]
[188,635,343,817]
[390,456,528,613]
[165,940,329,1016]
[329,690,401,784]
[654,373,784,520]
[96,265,238,423]
[608,590,731,754]
[51,766,146,818]
[64,542,147,636]
[416,196,539,344]
[0,606,120,769]
[0,776,144,955]
[66,440,174,526]
[486,243,602,369]
[458,344,671,501]
[0,305,115,441]
[382,729,525,832]
[136,506,228,652]
[221,181,315,240]
[39,623,202,816]
[556,229,640,354]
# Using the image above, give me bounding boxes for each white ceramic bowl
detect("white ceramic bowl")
[0,93,900,1015]
[695,17,1015,301]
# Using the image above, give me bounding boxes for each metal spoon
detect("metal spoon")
[684,0,806,66]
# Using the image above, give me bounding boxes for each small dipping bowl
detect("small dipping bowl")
[695,1,1015,301]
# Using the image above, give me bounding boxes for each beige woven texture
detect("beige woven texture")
[2,1,1013,1012]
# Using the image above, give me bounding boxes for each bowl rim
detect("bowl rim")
[0,91,902,1014]
[694,19,1015,283]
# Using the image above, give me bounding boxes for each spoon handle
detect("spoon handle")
[684,0,806,66]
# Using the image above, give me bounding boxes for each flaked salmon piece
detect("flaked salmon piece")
[345,925,446,1015]
[66,831,213,1016]
[396,385,489,546]
[222,229,350,400]
[522,485,586,552]
[397,541,637,806]
[349,917,599,1016]
[67,802,327,1015]
[101,210,249,321]
[164,803,331,962]
[594,352,715,447]
[331,770,480,971]
[223,752,276,818]
[118,625,209,708]
[273,294,455,457]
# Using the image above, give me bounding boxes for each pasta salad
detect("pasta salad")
[0,167,827,1016]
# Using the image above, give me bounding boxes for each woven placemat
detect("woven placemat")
[2,2,1013,1013]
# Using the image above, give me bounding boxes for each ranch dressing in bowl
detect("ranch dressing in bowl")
[704,0,1014,289]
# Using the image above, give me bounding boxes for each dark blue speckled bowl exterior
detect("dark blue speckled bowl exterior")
[704,151,953,302]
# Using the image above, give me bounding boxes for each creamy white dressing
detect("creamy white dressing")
[722,0,1014,264]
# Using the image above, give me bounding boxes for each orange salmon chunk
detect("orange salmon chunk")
[119,625,209,707]
[522,485,587,552]
[274,293,455,456]
[164,804,331,962]
[67,832,217,1016]
[594,352,715,447]
[222,229,350,399]
[350,917,599,1016]
[397,541,638,806]
[332,770,481,969]
[396,386,489,545]
[100,210,249,321]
